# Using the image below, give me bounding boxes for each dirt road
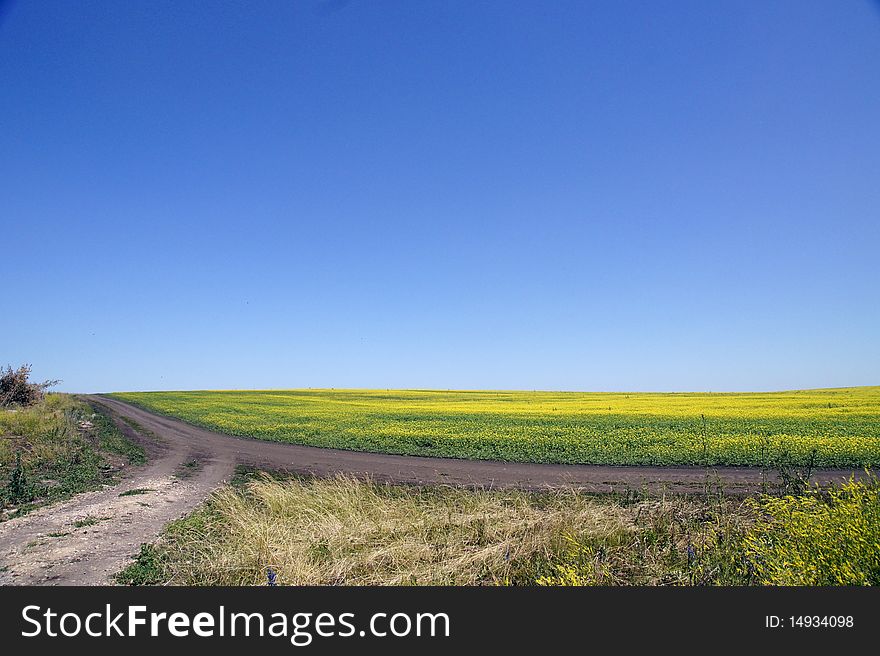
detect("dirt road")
[0,395,865,585]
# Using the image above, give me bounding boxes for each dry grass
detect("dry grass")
[153,475,633,585]
[131,473,753,586]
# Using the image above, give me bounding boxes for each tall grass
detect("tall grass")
[119,473,754,585]
[125,475,630,585]
[0,394,75,469]
[0,394,144,515]
[120,472,880,586]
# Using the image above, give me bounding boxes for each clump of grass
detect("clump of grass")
[73,515,106,528]
[174,459,201,479]
[5,451,32,505]
[118,544,167,585]
[119,488,154,497]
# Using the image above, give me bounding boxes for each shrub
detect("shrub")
[0,364,59,408]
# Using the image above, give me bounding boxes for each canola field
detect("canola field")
[108,387,880,467]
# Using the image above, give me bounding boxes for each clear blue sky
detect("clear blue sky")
[2,1,879,393]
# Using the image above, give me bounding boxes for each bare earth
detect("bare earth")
[0,394,866,586]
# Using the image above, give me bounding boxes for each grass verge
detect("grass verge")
[119,470,880,586]
[0,394,146,519]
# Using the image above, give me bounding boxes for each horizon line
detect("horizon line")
[84,384,880,396]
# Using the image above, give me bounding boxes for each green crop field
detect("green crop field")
[108,387,880,467]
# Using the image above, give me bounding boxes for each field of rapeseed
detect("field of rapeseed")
[109,387,880,467]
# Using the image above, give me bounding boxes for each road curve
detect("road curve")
[89,395,865,494]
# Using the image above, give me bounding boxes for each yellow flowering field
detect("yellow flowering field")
[109,387,880,467]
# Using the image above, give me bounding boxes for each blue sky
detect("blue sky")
[2,0,879,393]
